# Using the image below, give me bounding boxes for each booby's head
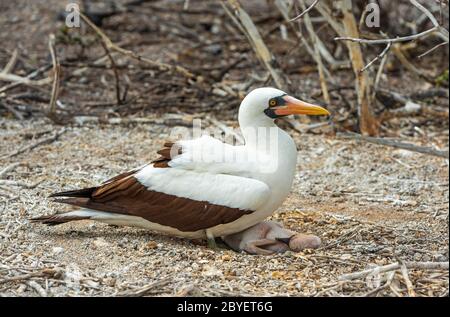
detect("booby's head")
[238,87,330,128]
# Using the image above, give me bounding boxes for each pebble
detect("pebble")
[92,238,110,249]
[52,247,65,255]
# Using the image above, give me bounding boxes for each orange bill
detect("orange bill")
[274,95,330,116]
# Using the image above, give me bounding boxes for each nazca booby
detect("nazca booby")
[32,87,329,247]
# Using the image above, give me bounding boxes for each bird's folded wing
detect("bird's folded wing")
[55,165,270,232]
[154,135,263,176]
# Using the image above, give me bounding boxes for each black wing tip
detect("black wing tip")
[30,214,90,226]
[48,187,97,198]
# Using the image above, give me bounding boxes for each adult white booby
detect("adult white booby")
[32,87,329,249]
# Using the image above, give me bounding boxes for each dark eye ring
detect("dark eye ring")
[269,99,277,106]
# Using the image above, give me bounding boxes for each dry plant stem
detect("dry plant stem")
[0,269,59,285]
[338,132,449,159]
[410,0,449,40]
[0,101,23,120]
[373,52,389,94]
[340,261,449,281]
[392,44,433,82]
[0,65,52,94]
[335,26,441,44]
[339,0,378,136]
[289,0,319,22]
[1,128,67,160]
[78,12,194,79]
[298,0,330,104]
[100,41,122,105]
[224,0,288,90]
[418,41,449,58]
[336,0,448,44]
[400,263,416,297]
[361,43,391,73]
[48,34,60,118]
[1,49,18,74]
[116,277,171,297]
[0,162,23,179]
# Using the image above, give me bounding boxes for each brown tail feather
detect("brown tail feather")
[30,214,91,226]
[49,187,97,198]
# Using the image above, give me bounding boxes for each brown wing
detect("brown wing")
[151,142,182,168]
[53,173,254,232]
[49,141,253,232]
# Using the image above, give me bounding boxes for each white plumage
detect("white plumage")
[35,87,330,240]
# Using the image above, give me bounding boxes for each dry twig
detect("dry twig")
[47,34,61,120]
[1,128,67,159]
[289,0,319,22]
[338,132,449,158]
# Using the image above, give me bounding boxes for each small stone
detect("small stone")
[52,247,64,255]
[92,238,110,249]
[202,265,222,277]
[146,241,158,249]
[221,254,231,261]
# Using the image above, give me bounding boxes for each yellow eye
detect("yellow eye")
[269,99,277,107]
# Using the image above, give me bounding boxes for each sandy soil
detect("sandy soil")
[0,0,448,297]
[0,118,448,296]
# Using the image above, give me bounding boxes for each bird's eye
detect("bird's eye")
[269,99,277,107]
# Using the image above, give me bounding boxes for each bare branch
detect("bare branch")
[361,42,392,73]
[338,132,449,159]
[289,0,319,22]
[418,41,449,58]
[47,34,60,119]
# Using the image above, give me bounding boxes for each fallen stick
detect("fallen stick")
[1,49,18,74]
[0,101,23,120]
[1,128,67,159]
[47,34,61,121]
[340,261,449,281]
[100,41,122,105]
[298,0,330,104]
[400,263,416,297]
[337,132,449,159]
[0,162,24,179]
[289,0,319,22]
[223,0,288,90]
[0,179,43,188]
[0,64,52,94]
[116,277,171,297]
[78,12,194,79]
[0,268,59,285]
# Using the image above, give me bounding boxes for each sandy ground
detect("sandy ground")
[0,118,448,297]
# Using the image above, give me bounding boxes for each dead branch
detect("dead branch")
[289,0,319,22]
[340,261,449,281]
[0,163,24,179]
[0,268,60,285]
[418,41,449,58]
[361,43,392,73]
[47,34,61,120]
[298,0,330,104]
[78,12,194,79]
[338,0,378,136]
[400,263,416,297]
[223,0,288,90]
[1,49,18,75]
[1,128,67,159]
[338,131,449,159]
[100,41,122,105]
[336,0,448,45]
[116,277,171,297]
[0,64,52,94]
[0,100,24,120]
